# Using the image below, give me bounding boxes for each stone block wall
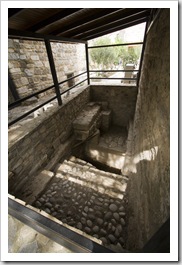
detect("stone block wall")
[8,86,90,195]
[8,39,87,99]
[90,85,138,127]
[124,9,170,251]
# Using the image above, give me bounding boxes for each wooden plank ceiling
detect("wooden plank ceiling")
[8,8,152,41]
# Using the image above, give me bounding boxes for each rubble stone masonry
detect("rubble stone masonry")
[124,9,170,250]
[8,39,86,98]
[8,86,90,195]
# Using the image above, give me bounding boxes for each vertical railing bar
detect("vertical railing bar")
[44,38,62,105]
[85,42,90,85]
[137,19,150,87]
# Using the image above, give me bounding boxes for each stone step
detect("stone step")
[69,156,96,168]
[55,158,128,200]
[32,156,128,252]
[18,170,54,205]
[57,158,128,182]
[33,173,127,252]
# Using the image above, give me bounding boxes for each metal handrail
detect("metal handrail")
[88,42,143,49]
[90,77,137,81]
[8,72,88,127]
[61,78,88,96]
[90,70,139,73]
[8,95,57,127]
[58,71,87,86]
[8,84,55,109]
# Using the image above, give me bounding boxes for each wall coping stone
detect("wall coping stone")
[8,85,90,149]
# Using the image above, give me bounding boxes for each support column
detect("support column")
[85,43,90,85]
[44,39,62,105]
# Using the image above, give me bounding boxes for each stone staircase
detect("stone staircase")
[72,101,128,173]
[29,156,128,252]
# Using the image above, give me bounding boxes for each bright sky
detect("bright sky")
[89,22,146,44]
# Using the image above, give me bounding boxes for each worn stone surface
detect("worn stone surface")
[56,157,128,199]
[73,104,101,131]
[73,104,101,141]
[100,110,112,132]
[124,9,170,251]
[8,215,72,253]
[86,125,128,171]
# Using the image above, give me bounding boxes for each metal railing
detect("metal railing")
[8,70,87,127]
[8,33,147,127]
[87,41,143,84]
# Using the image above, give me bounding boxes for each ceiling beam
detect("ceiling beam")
[84,17,148,40]
[8,28,87,44]
[50,8,121,36]
[26,8,83,32]
[74,10,151,39]
[8,8,24,18]
[61,8,149,38]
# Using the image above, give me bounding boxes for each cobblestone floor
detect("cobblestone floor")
[31,157,128,253]
[99,126,128,152]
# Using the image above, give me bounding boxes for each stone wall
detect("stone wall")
[90,85,138,127]
[124,9,170,250]
[8,86,90,195]
[8,39,87,99]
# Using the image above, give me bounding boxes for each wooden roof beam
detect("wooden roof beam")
[8,28,87,44]
[84,17,148,40]
[74,10,151,39]
[50,8,122,36]
[26,8,83,32]
[8,8,24,18]
[61,8,149,38]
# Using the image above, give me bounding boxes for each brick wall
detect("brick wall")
[90,85,138,127]
[8,86,90,195]
[124,9,170,250]
[8,39,87,99]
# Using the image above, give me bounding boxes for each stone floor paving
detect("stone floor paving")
[32,157,128,252]
[99,126,128,153]
[8,215,72,253]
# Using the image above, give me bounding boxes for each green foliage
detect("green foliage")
[89,35,142,69]
[89,36,117,69]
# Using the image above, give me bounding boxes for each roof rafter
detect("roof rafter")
[50,8,121,36]
[8,8,24,18]
[74,10,150,39]
[60,8,149,38]
[8,28,87,44]
[84,17,148,40]
[26,8,83,32]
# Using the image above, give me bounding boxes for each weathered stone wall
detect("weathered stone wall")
[90,85,138,127]
[124,9,170,250]
[8,39,86,98]
[8,86,90,195]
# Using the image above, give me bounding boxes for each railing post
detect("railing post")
[85,42,90,85]
[137,20,149,87]
[44,38,62,105]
